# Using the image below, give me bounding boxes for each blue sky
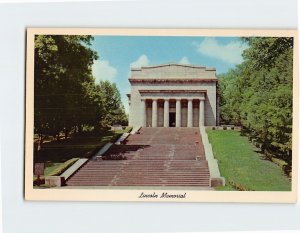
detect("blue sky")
[90,36,248,113]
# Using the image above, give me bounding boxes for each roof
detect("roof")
[130,63,217,80]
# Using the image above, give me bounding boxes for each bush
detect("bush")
[228,180,252,191]
[231,126,234,130]
[223,126,227,130]
[33,177,45,186]
[212,127,216,130]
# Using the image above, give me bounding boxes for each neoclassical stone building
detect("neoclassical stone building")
[127,64,218,127]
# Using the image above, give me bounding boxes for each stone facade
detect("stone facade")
[128,64,218,127]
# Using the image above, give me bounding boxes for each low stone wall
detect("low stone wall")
[130,126,141,134]
[200,126,225,187]
[206,125,242,131]
[45,158,88,187]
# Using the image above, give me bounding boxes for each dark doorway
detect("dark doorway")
[169,112,176,127]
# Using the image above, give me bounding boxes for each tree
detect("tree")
[97,80,128,127]
[219,37,293,163]
[34,35,98,140]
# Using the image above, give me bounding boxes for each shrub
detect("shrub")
[212,127,216,130]
[231,126,234,130]
[228,180,253,191]
[33,177,45,186]
[223,126,227,130]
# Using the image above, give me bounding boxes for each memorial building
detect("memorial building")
[127,64,218,128]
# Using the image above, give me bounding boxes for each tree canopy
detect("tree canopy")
[34,35,127,140]
[219,37,293,163]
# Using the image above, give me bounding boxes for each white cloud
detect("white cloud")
[92,60,117,83]
[179,56,190,65]
[195,38,248,64]
[130,54,150,68]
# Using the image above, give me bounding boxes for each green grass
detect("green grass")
[44,163,63,176]
[34,158,80,182]
[207,130,291,191]
[34,127,132,163]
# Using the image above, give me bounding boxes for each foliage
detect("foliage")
[34,35,128,146]
[97,80,128,127]
[207,130,291,191]
[219,37,293,163]
[34,35,98,138]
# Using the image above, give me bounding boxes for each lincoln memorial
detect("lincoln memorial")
[127,64,218,128]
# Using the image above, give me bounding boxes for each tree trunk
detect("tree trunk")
[65,128,69,139]
[78,125,83,135]
[37,134,44,151]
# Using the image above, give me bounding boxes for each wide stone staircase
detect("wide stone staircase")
[66,127,210,187]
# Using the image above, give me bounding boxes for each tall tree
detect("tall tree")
[219,37,293,162]
[97,80,128,127]
[34,35,98,139]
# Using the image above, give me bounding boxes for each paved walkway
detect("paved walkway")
[66,128,210,187]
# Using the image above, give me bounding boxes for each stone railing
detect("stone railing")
[200,126,225,187]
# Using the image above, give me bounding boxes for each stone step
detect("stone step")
[66,127,210,187]
[71,173,210,177]
[87,162,207,165]
[67,183,210,186]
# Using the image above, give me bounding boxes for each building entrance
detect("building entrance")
[169,112,176,127]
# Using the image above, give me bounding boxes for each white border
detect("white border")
[0,1,299,232]
[25,28,298,203]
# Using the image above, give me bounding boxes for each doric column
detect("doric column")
[152,99,157,127]
[187,99,193,127]
[199,99,205,126]
[164,99,169,127]
[141,99,146,127]
[176,99,181,127]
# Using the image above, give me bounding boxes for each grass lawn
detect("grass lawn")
[207,130,291,191]
[34,163,62,179]
[34,127,132,164]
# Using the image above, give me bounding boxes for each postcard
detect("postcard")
[25,28,298,202]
